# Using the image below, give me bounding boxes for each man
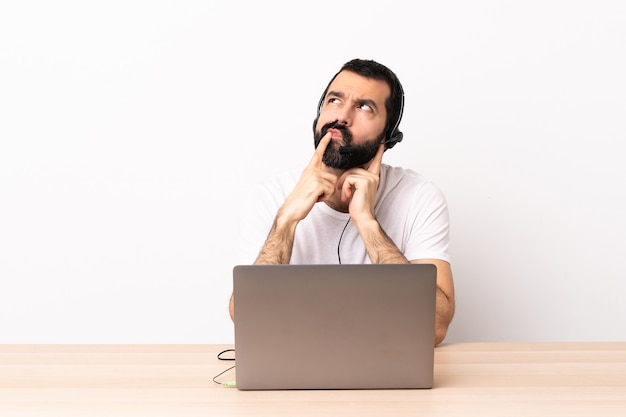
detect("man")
[230,59,455,346]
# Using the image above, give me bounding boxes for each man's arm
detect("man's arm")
[248,132,337,264]
[413,258,455,346]
[229,133,336,321]
[254,217,297,265]
[355,219,455,346]
[229,217,298,320]
[341,146,455,345]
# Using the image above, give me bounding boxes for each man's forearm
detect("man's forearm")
[358,219,455,346]
[434,286,454,345]
[357,219,408,264]
[254,217,298,265]
[230,216,297,322]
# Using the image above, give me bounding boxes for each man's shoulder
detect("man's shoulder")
[380,164,446,199]
[381,164,430,185]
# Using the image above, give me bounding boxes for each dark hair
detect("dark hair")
[320,59,404,141]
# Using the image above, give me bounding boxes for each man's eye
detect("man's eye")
[359,103,372,112]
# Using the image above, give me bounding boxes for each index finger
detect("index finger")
[367,143,385,175]
[309,132,331,168]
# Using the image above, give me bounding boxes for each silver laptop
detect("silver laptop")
[232,264,437,390]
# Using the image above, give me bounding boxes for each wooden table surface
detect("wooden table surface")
[1,342,625,416]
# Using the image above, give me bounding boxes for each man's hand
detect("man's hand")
[277,132,338,223]
[338,144,384,226]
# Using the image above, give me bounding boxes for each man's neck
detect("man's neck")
[324,199,349,213]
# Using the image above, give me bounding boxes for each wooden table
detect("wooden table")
[1,342,625,416]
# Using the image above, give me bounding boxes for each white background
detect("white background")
[1,1,625,343]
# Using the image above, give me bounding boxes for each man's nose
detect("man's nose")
[335,106,353,126]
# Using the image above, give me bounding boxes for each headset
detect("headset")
[312,82,405,150]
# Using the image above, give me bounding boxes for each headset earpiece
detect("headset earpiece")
[384,84,405,149]
[312,93,324,135]
[384,130,403,149]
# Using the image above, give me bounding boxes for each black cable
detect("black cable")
[217,348,235,361]
[212,365,236,386]
[337,217,351,264]
[213,349,236,386]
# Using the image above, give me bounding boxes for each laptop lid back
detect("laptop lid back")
[233,264,437,390]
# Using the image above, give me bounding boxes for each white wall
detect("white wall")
[1,1,625,343]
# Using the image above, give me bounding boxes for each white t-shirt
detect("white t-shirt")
[236,164,451,265]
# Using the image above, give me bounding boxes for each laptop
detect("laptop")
[232,263,437,390]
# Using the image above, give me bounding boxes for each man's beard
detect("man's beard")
[313,121,385,169]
